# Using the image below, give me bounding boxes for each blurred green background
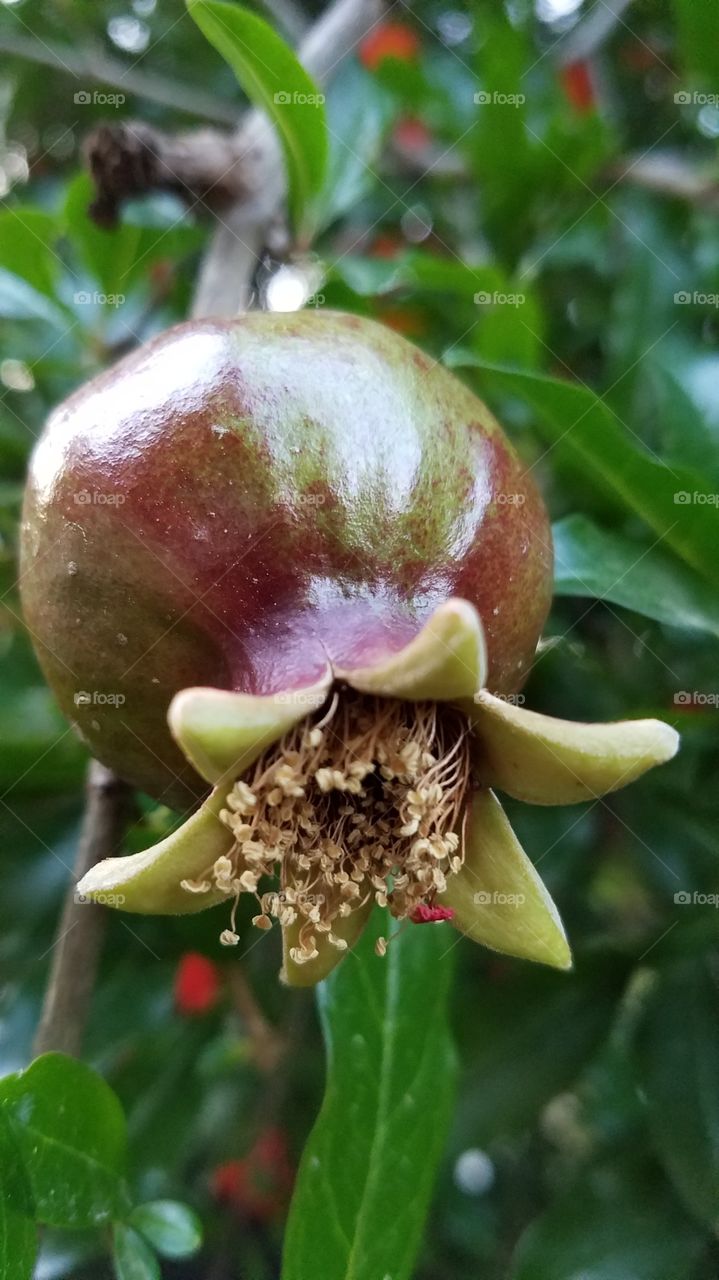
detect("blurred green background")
[1,0,719,1276]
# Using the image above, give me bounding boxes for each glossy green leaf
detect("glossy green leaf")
[0,1111,36,1280]
[187,0,327,239]
[320,62,394,230]
[282,908,456,1280]
[129,1201,202,1259]
[553,514,719,639]
[113,1224,161,1280]
[448,356,719,587]
[510,1157,704,1280]
[0,1054,129,1228]
[636,957,719,1232]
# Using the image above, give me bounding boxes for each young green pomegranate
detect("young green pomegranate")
[20,311,678,984]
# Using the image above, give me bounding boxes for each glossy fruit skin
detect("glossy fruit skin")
[20,311,552,810]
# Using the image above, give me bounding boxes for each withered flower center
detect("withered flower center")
[182,691,472,965]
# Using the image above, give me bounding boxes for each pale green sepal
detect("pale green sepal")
[168,675,332,785]
[76,786,233,914]
[280,892,373,988]
[441,789,571,970]
[338,598,486,702]
[470,690,679,805]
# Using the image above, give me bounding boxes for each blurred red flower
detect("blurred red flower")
[561,60,596,114]
[360,22,420,71]
[174,951,220,1015]
[212,1128,295,1221]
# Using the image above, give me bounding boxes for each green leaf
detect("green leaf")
[129,1201,202,1259]
[553,514,719,640]
[636,957,719,1232]
[62,176,202,302]
[0,1054,129,1228]
[320,62,394,230]
[672,0,719,85]
[282,909,456,1280]
[0,208,59,298]
[0,1111,36,1280]
[510,1156,705,1280]
[448,356,719,587]
[187,0,327,240]
[113,1224,161,1280]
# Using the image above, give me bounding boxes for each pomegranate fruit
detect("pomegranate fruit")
[20,311,678,985]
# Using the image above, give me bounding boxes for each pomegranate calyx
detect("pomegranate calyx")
[169,676,333,786]
[77,785,232,914]
[469,690,679,805]
[335,598,487,703]
[440,789,572,970]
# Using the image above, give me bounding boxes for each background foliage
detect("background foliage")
[1,0,718,1276]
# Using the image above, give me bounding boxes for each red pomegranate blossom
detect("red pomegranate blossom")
[20,312,678,985]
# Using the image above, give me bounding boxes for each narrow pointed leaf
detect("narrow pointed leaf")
[471,691,678,805]
[77,788,232,914]
[187,0,328,238]
[282,908,456,1280]
[448,356,719,587]
[553,514,719,640]
[340,598,486,701]
[441,789,571,969]
[169,678,331,785]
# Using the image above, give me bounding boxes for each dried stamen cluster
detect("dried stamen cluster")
[181,691,471,965]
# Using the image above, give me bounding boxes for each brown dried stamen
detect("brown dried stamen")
[181,691,471,965]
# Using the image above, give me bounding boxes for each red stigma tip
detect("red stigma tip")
[410,904,455,924]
